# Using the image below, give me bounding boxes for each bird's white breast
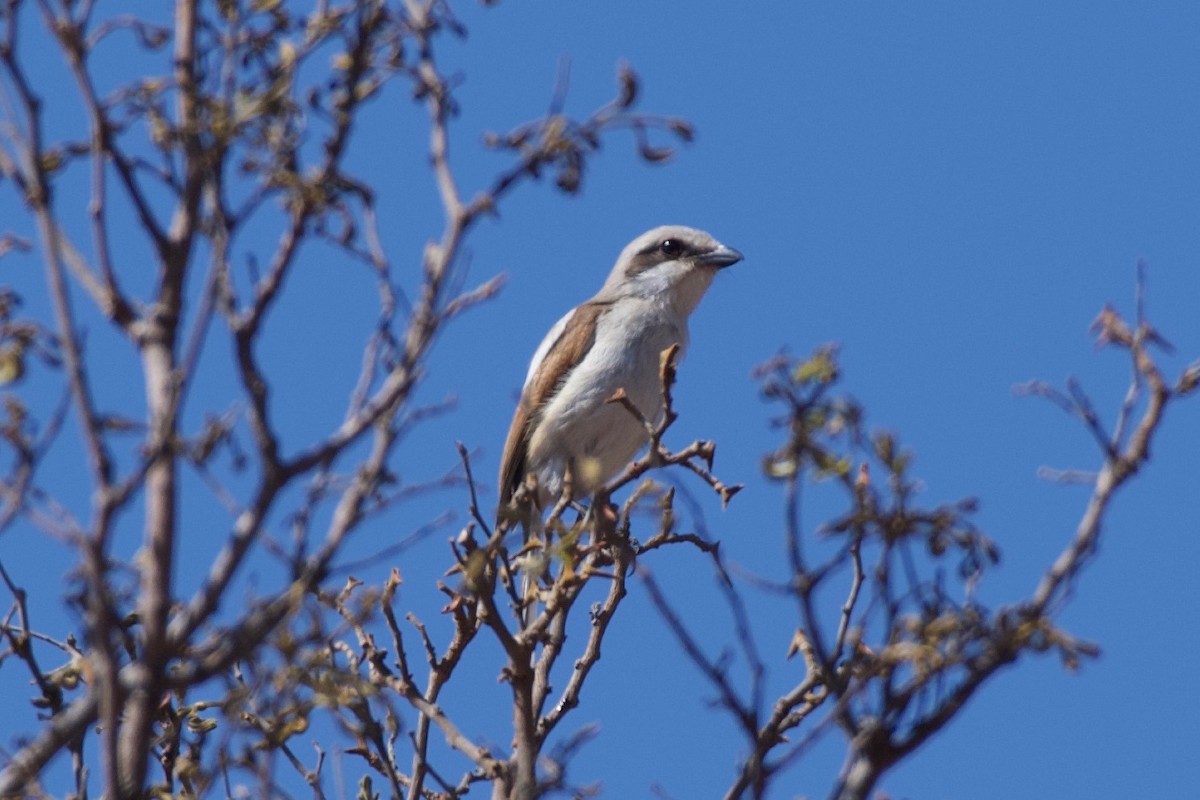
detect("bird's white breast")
[525,298,688,500]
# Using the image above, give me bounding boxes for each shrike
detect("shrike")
[498,225,742,512]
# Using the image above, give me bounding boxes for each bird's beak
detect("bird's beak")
[698,244,743,269]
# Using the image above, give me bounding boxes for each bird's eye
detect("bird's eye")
[659,239,683,257]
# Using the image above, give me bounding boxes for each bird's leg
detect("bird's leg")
[548,458,575,525]
[516,464,575,625]
[512,461,576,624]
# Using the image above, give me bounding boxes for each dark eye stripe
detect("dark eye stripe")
[625,249,665,274]
[626,235,706,275]
[636,238,691,256]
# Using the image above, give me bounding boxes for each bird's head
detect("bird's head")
[598,225,743,315]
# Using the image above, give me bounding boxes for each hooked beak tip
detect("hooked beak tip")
[701,244,743,269]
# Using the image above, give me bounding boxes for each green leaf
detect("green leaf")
[0,343,25,385]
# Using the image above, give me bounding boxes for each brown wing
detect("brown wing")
[497,301,609,509]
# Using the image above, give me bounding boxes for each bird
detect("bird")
[498,225,742,514]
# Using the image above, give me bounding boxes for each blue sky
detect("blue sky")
[3,2,1199,798]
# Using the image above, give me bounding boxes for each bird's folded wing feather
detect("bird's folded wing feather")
[497,300,611,506]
